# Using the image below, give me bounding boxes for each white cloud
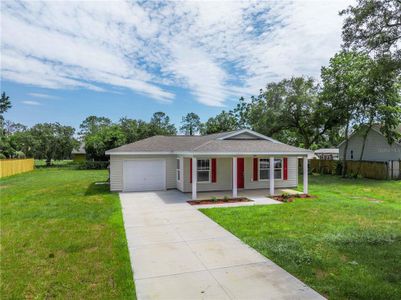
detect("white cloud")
[22,100,41,106]
[1,0,350,106]
[28,93,58,99]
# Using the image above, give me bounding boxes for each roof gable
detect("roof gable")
[218,129,281,143]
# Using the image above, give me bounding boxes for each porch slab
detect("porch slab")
[190,188,300,200]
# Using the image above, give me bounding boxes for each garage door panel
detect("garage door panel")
[123,160,166,192]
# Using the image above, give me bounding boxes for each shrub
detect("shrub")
[281,192,292,203]
[211,196,218,202]
[0,153,6,159]
[224,195,229,201]
[15,151,26,158]
[76,161,109,170]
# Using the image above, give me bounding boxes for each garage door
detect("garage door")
[123,160,166,192]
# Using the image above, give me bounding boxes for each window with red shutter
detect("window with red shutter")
[212,158,217,183]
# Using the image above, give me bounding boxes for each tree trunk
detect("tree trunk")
[342,120,350,178]
[46,157,52,166]
[356,123,373,177]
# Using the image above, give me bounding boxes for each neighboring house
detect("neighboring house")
[105,129,312,199]
[315,148,339,160]
[71,143,86,162]
[338,125,401,162]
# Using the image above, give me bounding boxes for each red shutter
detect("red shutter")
[283,157,288,180]
[212,158,217,183]
[253,158,258,181]
[190,158,192,183]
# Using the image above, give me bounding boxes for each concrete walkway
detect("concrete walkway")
[120,190,324,300]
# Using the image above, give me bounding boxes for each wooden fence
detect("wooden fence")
[0,158,34,178]
[309,159,394,180]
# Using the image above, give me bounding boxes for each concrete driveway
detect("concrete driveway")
[120,190,324,300]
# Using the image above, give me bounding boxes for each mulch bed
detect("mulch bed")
[272,194,314,203]
[187,197,253,205]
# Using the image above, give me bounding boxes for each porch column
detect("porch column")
[192,157,197,200]
[232,157,237,198]
[269,156,275,196]
[303,156,308,194]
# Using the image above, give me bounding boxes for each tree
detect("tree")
[320,51,376,176]
[85,124,125,161]
[241,77,333,148]
[201,111,238,134]
[341,0,401,64]
[149,112,177,136]
[0,92,11,115]
[79,116,112,137]
[29,123,78,165]
[180,113,202,135]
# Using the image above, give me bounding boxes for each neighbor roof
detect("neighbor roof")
[106,129,311,156]
[315,148,339,154]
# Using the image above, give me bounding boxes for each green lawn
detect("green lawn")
[0,169,135,299]
[201,175,401,300]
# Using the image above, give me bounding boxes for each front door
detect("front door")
[237,158,244,188]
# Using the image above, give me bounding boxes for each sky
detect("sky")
[1,0,351,130]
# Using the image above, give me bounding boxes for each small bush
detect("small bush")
[211,196,218,202]
[15,151,26,159]
[0,153,6,159]
[223,195,229,201]
[76,161,109,170]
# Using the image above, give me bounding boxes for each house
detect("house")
[338,125,401,162]
[71,143,86,162]
[314,148,339,160]
[105,129,312,199]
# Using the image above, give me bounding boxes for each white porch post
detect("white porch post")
[192,157,197,200]
[269,156,275,196]
[232,157,237,198]
[303,156,308,194]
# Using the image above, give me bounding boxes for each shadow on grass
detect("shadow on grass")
[85,182,110,196]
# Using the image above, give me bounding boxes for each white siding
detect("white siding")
[244,156,298,189]
[182,157,233,192]
[109,154,177,191]
[182,156,298,192]
[339,129,401,162]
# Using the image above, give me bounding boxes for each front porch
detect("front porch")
[184,155,309,200]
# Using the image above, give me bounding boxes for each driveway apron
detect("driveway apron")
[120,190,325,300]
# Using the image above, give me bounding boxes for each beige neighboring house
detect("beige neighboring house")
[315,148,339,160]
[71,143,86,162]
[338,125,401,162]
[105,129,312,199]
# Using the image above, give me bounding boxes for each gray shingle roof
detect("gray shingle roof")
[106,130,311,155]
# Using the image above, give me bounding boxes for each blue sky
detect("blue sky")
[1,0,350,130]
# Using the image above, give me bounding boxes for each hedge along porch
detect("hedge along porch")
[106,129,311,195]
[178,155,308,200]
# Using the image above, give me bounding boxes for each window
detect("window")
[197,159,210,182]
[259,158,282,180]
[350,150,354,160]
[176,158,181,181]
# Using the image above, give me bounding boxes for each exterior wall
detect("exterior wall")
[182,156,298,193]
[339,129,401,162]
[72,154,86,162]
[109,154,177,191]
[244,156,298,189]
[182,157,233,192]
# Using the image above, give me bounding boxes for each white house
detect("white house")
[106,129,312,199]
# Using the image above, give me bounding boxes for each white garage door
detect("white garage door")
[123,160,166,192]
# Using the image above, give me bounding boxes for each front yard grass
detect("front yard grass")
[0,169,135,299]
[201,175,401,300]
